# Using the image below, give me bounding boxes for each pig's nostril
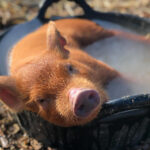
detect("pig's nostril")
[78,104,85,111]
[88,93,94,100]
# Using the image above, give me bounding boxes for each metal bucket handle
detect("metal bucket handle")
[38,0,150,34]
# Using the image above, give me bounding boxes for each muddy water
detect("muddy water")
[84,26,150,99]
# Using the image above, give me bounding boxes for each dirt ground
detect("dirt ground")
[0,0,150,150]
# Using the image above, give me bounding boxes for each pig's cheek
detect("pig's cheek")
[38,102,53,120]
[38,101,50,112]
[25,101,39,112]
[55,94,73,118]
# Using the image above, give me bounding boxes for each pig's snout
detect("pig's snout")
[69,88,100,118]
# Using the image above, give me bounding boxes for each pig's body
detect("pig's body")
[0,19,147,127]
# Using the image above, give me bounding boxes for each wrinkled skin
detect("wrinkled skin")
[0,19,119,127]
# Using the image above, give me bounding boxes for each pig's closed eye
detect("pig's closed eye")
[37,98,50,109]
[38,99,46,104]
[37,98,50,105]
[66,64,76,74]
[37,95,55,105]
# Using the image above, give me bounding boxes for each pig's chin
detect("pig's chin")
[67,105,101,127]
[53,78,108,127]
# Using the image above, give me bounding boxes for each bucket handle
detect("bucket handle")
[37,0,150,34]
[37,0,95,21]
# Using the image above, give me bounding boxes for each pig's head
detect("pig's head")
[0,22,117,127]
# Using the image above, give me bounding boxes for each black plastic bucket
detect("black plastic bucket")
[0,0,150,150]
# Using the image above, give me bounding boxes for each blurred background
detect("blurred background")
[0,0,150,30]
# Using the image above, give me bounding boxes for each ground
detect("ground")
[0,0,150,149]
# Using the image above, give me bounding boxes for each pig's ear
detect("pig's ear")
[0,76,23,112]
[47,21,69,58]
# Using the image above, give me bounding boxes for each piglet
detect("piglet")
[1,19,146,127]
